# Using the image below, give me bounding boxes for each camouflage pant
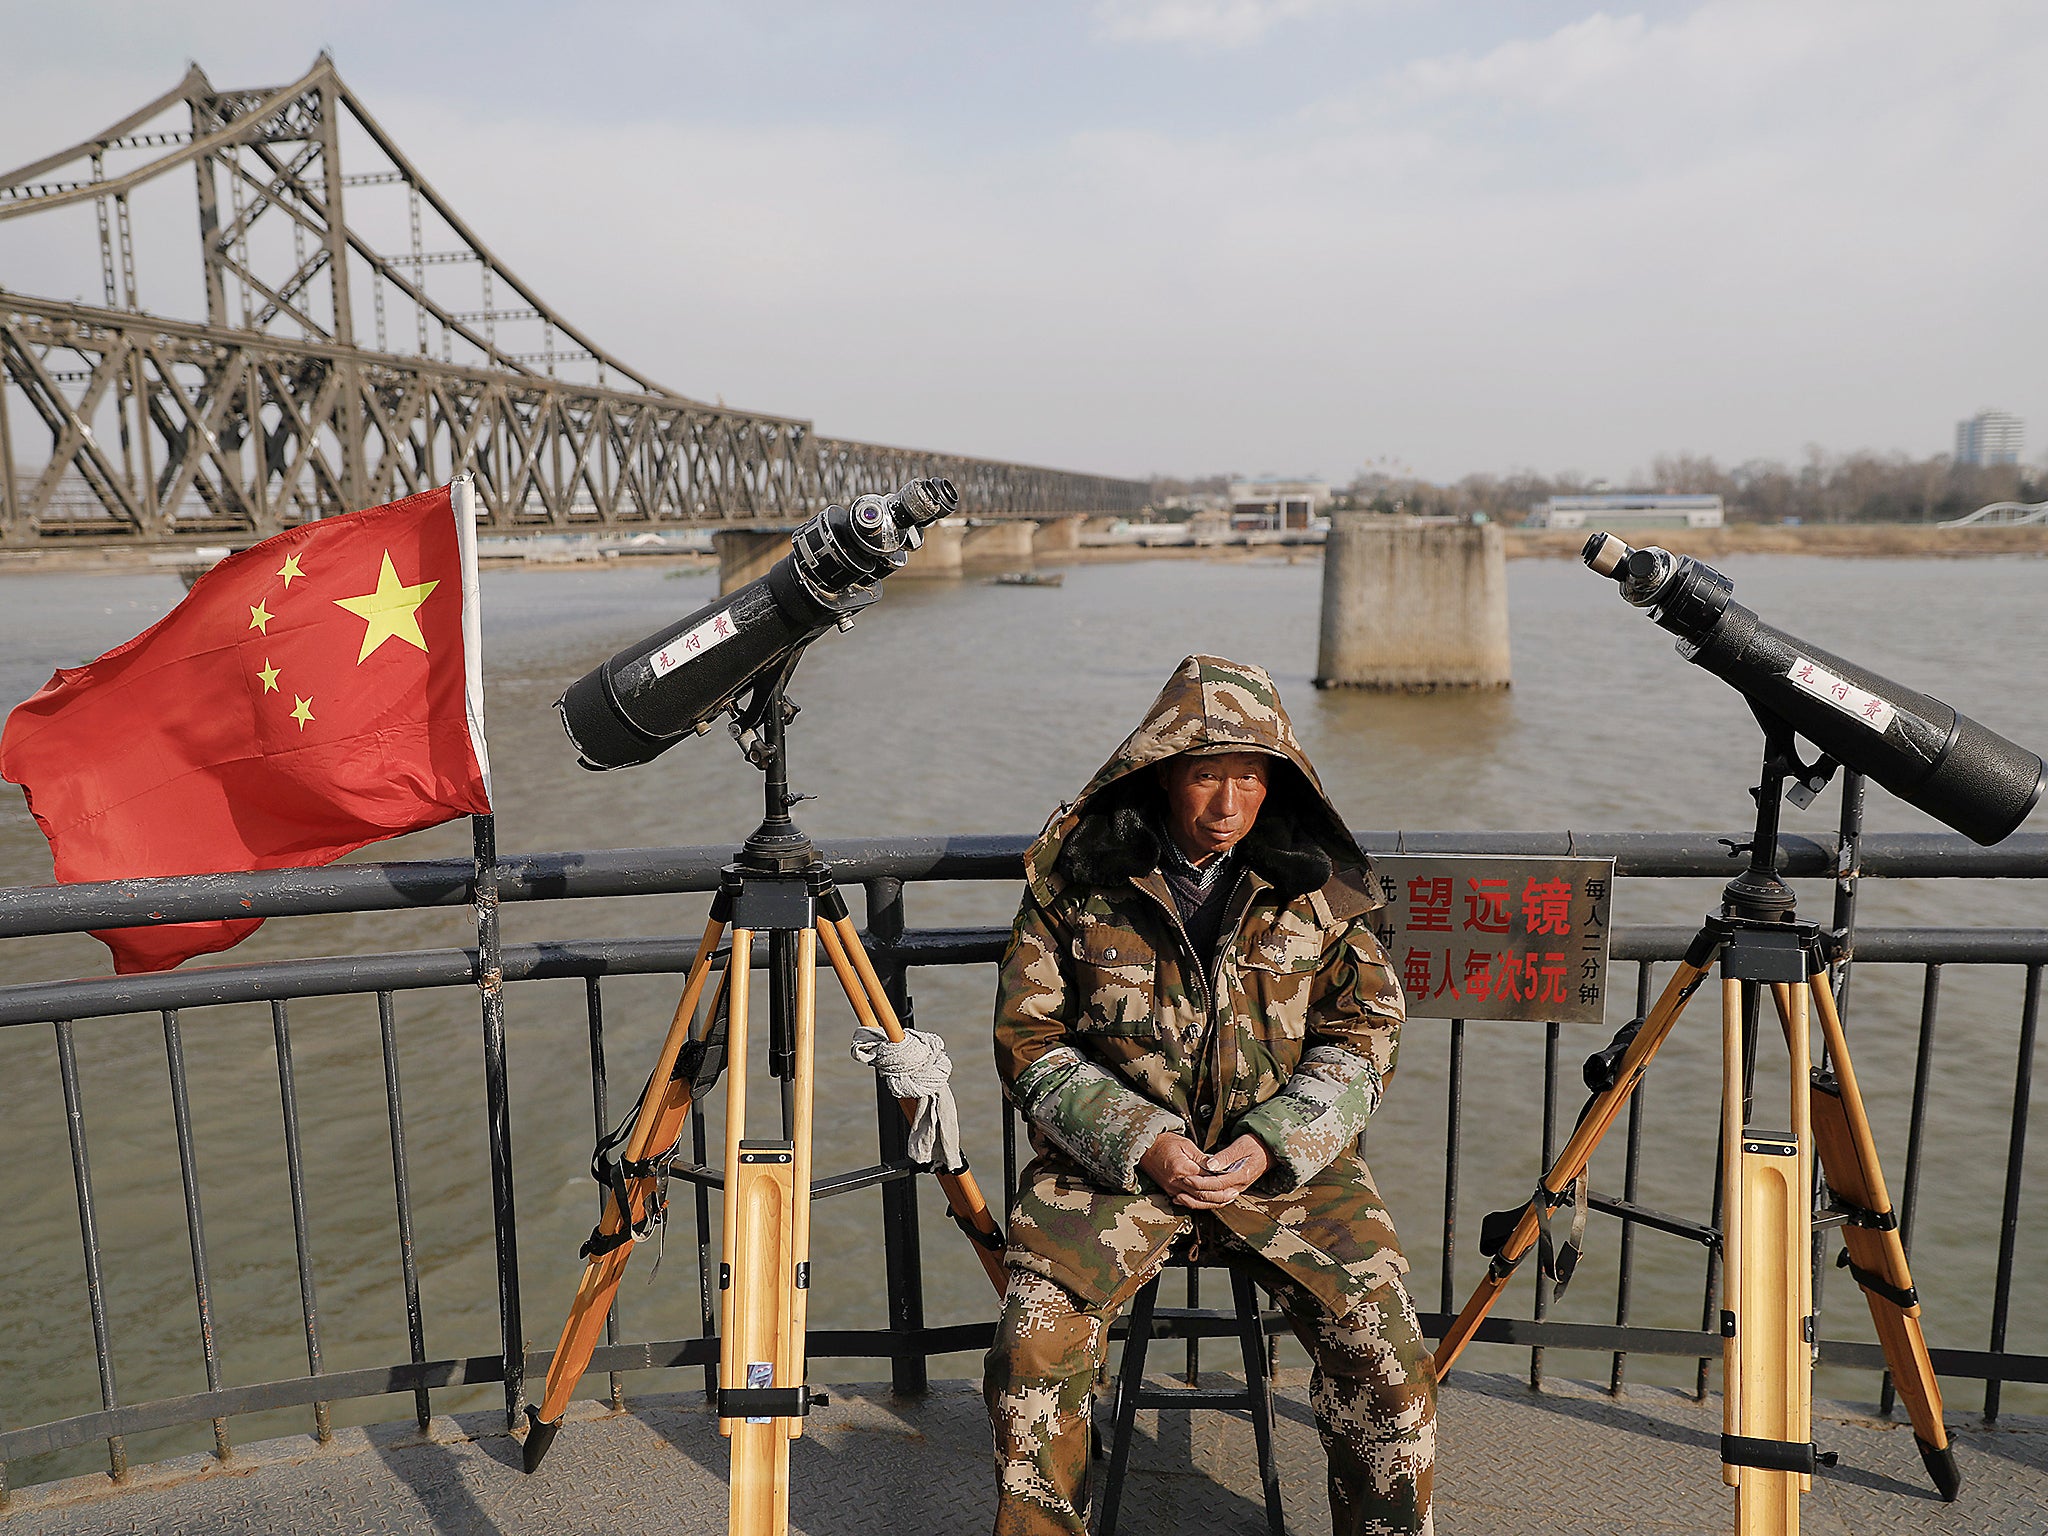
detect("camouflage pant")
[983,1253,1436,1535]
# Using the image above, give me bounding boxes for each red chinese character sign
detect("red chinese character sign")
[1370,855,1615,1024]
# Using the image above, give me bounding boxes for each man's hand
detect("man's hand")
[1139,1131,1272,1209]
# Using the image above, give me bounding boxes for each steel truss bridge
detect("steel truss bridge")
[0,57,1147,547]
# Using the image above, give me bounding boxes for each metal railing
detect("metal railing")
[0,826,2041,1499]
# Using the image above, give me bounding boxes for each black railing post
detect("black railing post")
[693,1090,718,1400]
[1441,1018,1465,1317]
[585,976,624,1411]
[866,875,927,1397]
[1986,963,2040,1422]
[1611,961,1653,1395]
[271,1000,329,1442]
[1530,1019,1560,1390]
[162,1009,229,1462]
[53,1019,126,1485]
[472,812,523,1430]
[377,991,432,1430]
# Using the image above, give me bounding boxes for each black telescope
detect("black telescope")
[1583,532,2043,845]
[558,478,958,770]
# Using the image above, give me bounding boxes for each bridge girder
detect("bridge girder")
[0,57,1147,545]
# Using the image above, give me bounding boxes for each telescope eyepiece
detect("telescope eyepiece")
[893,476,957,529]
[1581,532,1687,610]
[1582,531,1632,579]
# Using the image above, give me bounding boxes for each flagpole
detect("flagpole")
[453,474,522,1429]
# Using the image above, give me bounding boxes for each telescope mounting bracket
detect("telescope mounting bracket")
[1746,698,1840,811]
[729,647,810,769]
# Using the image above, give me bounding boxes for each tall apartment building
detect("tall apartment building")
[1955,409,2024,467]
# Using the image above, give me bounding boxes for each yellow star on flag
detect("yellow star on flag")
[277,554,306,588]
[333,552,440,663]
[257,658,281,693]
[248,600,273,635]
[289,696,315,730]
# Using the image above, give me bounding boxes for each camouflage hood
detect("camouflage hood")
[1024,654,1374,910]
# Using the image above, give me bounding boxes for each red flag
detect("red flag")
[1,482,492,973]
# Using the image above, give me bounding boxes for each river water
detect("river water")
[1,550,2043,1484]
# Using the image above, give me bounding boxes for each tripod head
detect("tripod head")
[726,650,821,877]
[1721,707,1820,924]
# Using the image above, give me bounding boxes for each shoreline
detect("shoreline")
[1504,522,2048,559]
[1,521,2044,576]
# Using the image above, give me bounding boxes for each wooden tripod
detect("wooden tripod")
[1432,752,1959,1532]
[521,687,1006,1522]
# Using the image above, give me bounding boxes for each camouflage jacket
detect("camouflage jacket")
[993,655,1411,1319]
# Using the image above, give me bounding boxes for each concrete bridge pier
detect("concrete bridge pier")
[900,518,965,578]
[713,529,788,596]
[1033,515,1086,556]
[1315,516,1511,690]
[960,520,1035,569]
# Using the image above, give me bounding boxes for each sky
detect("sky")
[2,0,2043,484]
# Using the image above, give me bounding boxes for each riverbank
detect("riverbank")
[1506,522,2048,559]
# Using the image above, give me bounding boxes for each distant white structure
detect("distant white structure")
[1955,410,2024,467]
[1939,499,2048,528]
[1528,493,1724,530]
[1230,477,1330,530]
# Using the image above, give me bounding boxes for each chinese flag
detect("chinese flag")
[1,482,492,973]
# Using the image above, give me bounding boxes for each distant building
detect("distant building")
[1229,478,1330,531]
[1527,493,1724,530]
[1955,410,2024,467]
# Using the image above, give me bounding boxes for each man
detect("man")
[986,654,1435,1536]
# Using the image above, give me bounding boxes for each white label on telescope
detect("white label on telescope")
[649,608,739,678]
[1786,655,1896,734]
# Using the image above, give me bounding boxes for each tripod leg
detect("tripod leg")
[524,917,728,1471]
[1798,968,1959,1501]
[1721,977,1746,1491]
[817,914,1010,1295]
[721,929,799,1535]
[1720,974,1810,1535]
[785,927,817,1443]
[1790,978,1813,1493]
[1432,953,1715,1375]
[1733,1121,1805,1534]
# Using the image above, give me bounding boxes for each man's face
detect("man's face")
[1160,751,1271,860]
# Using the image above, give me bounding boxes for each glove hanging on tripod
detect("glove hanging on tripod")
[851,1022,964,1172]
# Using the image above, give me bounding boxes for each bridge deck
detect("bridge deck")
[5,1372,2042,1534]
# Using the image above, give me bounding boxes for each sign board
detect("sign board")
[1366,855,1616,1025]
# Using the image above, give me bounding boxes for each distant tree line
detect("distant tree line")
[1151,451,2046,525]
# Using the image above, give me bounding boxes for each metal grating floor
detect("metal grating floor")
[5,1371,2043,1534]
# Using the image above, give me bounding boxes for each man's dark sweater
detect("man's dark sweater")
[1159,835,1238,985]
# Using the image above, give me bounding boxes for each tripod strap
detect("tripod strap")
[717,1386,826,1419]
[1837,1248,1918,1311]
[951,1200,1006,1251]
[1535,1176,1589,1297]
[677,964,734,1098]
[1827,1197,1899,1232]
[579,965,737,1262]
[1721,1435,1834,1475]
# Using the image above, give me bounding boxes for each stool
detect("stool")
[1093,1259,1284,1536]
